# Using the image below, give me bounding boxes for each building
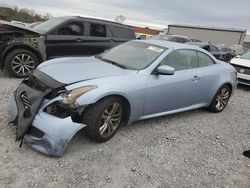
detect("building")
[132,26,161,39]
[243,34,250,49]
[0,14,7,20]
[167,24,247,45]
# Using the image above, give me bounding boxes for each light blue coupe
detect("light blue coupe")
[9,40,237,156]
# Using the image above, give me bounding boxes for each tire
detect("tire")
[5,49,39,78]
[82,96,125,142]
[208,85,231,113]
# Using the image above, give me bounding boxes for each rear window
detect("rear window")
[111,26,135,39]
[89,23,106,37]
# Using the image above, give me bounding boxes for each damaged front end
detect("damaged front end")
[0,20,46,69]
[8,70,87,157]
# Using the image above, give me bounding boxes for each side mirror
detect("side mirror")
[157,65,175,75]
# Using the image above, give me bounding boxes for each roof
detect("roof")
[165,34,191,40]
[136,39,201,50]
[59,16,132,28]
[132,26,161,35]
[186,42,208,47]
[168,24,247,33]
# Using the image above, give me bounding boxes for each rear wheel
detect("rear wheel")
[82,96,124,142]
[5,49,39,78]
[208,85,231,113]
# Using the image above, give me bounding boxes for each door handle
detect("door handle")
[191,75,200,81]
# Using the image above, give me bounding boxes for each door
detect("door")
[81,22,114,55]
[193,51,219,104]
[46,20,86,58]
[144,49,200,115]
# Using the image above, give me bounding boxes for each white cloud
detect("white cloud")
[1,0,249,30]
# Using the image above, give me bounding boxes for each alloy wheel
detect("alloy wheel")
[99,102,122,137]
[11,54,36,76]
[215,87,230,111]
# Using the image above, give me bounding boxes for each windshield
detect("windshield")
[33,17,66,34]
[98,41,166,70]
[241,51,250,60]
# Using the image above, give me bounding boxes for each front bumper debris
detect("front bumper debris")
[9,90,86,157]
[14,81,48,140]
[24,111,86,157]
[8,72,87,157]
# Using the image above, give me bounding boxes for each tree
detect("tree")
[114,15,126,24]
[0,4,49,23]
[43,13,52,20]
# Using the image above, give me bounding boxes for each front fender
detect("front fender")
[66,84,144,124]
[1,36,46,67]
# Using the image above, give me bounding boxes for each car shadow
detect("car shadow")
[237,84,250,91]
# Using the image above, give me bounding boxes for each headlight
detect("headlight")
[60,85,97,105]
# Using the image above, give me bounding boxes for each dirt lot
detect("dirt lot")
[0,71,249,188]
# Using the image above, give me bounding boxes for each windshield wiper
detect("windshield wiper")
[99,57,128,69]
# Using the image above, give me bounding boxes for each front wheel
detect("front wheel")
[208,85,231,113]
[5,49,39,78]
[82,97,124,142]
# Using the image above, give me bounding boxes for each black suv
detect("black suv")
[0,16,135,77]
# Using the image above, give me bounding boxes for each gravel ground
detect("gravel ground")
[0,71,249,188]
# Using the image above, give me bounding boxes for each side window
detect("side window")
[89,23,106,37]
[177,38,185,43]
[183,38,190,43]
[160,49,199,71]
[203,45,210,52]
[170,37,178,42]
[138,34,147,39]
[56,22,83,36]
[222,48,231,52]
[210,45,219,52]
[197,52,215,67]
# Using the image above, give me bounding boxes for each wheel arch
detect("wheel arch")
[89,94,131,125]
[208,81,233,107]
[2,44,43,67]
[219,82,233,93]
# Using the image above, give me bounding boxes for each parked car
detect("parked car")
[230,45,247,55]
[0,16,135,77]
[9,40,237,156]
[187,42,228,62]
[219,46,236,62]
[152,34,191,43]
[230,51,250,85]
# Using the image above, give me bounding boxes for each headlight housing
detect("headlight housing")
[59,85,97,106]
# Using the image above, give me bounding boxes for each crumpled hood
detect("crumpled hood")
[0,20,40,34]
[37,56,132,84]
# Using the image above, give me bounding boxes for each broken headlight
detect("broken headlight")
[59,85,97,107]
[44,86,96,119]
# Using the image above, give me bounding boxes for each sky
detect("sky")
[1,0,250,31]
